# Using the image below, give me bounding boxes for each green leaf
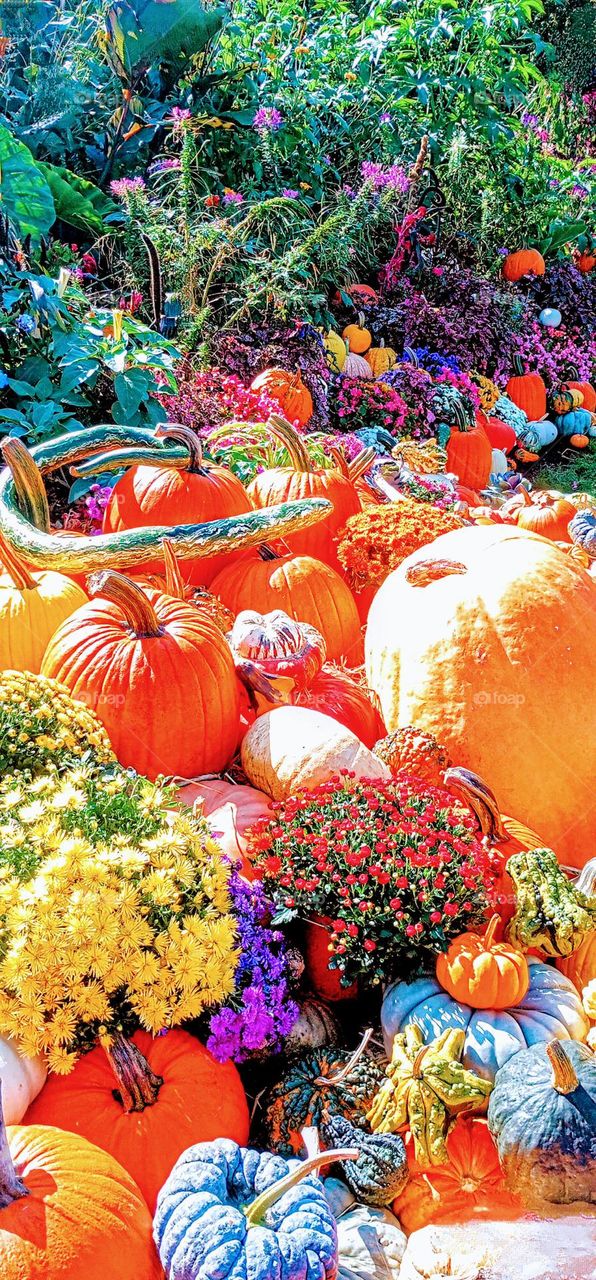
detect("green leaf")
[34,163,118,235]
[115,367,149,416]
[0,124,55,243]
[104,0,229,80]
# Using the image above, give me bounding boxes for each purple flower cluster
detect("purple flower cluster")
[503,320,596,388]
[412,348,463,378]
[360,161,409,194]
[333,375,408,437]
[253,107,284,133]
[86,483,112,525]
[110,177,146,197]
[206,873,299,1063]
[381,365,437,439]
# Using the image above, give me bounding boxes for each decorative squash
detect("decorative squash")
[367,341,397,378]
[505,848,596,958]
[577,252,596,273]
[334,283,378,305]
[473,376,501,414]
[263,1039,384,1157]
[570,433,590,449]
[102,424,254,585]
[0,1106,161,1280]
[367,1024,492,1165]
[436,915,529,1010]
[491,447,508,476]
[325,1179,408,1280]
[565,368,596,413]
[155,1140,354,1280]
[557,930,596,995]
[516,493,577,542]
[521,418,558,450]
[251,368,313,427]
[41,570,240,781]
[381,958,590,1084]
[445,402,492,490]
[285,997,341,1056]
[325,330,348,372]
[176,777,272,876]
[228,608,326,688]
[487,1038,596,1204]
[373,725,452,786]
[365,525,596,868]
[247,417,361,570]
[506,357,547,420]
[0,534,86,673]
[553,407,595,437]
[0,427,330,578]
[501,249,545,281]
[393,1117,522,1231]
[321,1113,408,1206]
[558,385,584,409]
[24,1028,249,1213]
[240,705,389,800]
[289,664,383,748]
[343,352,374,378]
[343,316,372,354]
[569,510,596,558]
[0,1037,46,1124]
[399,1217,596,1280]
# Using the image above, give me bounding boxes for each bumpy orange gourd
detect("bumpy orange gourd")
[0,534,87,673]
[41,571,240,780]
[250,368,313,427]
[211,549,363,663]
[366,525,596,868]
[501,249,545,282]
[373,726,452,786]
[102,424,253,586]
[0,1110,161,1279]
[393,1118,522,1231]
[436,915,530,1009]
[516,493,577,543]
[24,1029,249,1214]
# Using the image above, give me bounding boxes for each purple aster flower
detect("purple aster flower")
[149,157,181,173]
[110,176,145,197]
[253,106,283,133]
[380,111,392,124]
[572,184,589,200]
[223,190,244,205]
[521,111,540,128]
[282,188,300,199]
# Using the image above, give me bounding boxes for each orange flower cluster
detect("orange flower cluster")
[337,500,463,591]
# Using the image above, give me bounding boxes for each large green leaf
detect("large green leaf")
[0,125,55,243]
[34,163,118,235]
[104,0,228,80]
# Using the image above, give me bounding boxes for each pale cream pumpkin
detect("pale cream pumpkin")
[240,705,389,800]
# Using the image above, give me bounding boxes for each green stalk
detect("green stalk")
[244,1148,359,1228]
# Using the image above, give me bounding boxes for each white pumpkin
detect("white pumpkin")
[343,352,374,378]
[325,1179,407,1280]
[241,705,389,800]
[400,1218,596,1280]
[0,1035,47,1122]
[491,448,508,476]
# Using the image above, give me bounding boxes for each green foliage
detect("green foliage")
[35,163,120,235]
[102,0,229,80]
[0,123,55,242]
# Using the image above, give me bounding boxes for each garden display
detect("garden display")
[0,0,594,1275]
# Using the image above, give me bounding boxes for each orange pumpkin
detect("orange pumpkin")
[132,540,235,633]
[506,357,547,420]
[102,424,253,586]
[41,571,240,781]
[564,371,595,412]
[577,252,596,274]
[569,434,590,449]
[516,493,577,543]
[333,283,378,305]
[211,548,363,664]
[501,249,545,282]
[250,368,313,427]
[247,418,361,570]
[24,1029,249,1213]
[373,725,452,786]
[176,777,272,875]
[366,525,596,869]
[446,407,492,490]
[436,914,529,1009]
[342,315,372,354]
[303,916,359,1002]
[291,664,384,747]
[393,1118,522,1231]
[0,1114,161,1279]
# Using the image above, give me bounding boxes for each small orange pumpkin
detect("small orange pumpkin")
[577,252,596,274]
[516,493,577,543]
[393,1118,522,1231]
[501,249,545,282]
[436,914,530,1009]
[569,434,590,449]
[250,368,313,427]
[342,314,372,354]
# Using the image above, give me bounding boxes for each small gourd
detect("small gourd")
[325,331,348,372]
[436,915,529,1010]
[263,1033,385,1156]
[505,848,596,958]
[569,510,596,559]
[343,352,374,378]
[285,997,341,1056]
[343,315,372,354]
[324,1178,408,1280]
[321,1113,409,1206]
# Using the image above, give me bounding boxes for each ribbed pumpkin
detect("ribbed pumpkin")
[250,368,313,427]
[501,249,545,282]
[24,1029,249,1213]
[176,777,272,877]
[247,418,361,570]
[263,1038,385,1156]
[102,424,253,586]
[343,352,373,378]
[41,571,240,780]
[211,548,363,664]
[0,1113,161,1280]
[506,357,547,420]
[445,404,492,490]
[436,915,530,1010]
[324,331,348,372]
[0,535,86,673]
[393,1118,522,1231]
[557,930,596,995]
[366,525,596,868]
[516,493,577,543]
[564,371,596,413]
[367,341,397,378]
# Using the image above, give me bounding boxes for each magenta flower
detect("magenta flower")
[223,189,244,205]
[282,188,300,199]
[253,106,283,132]
[149,157,181,173]
[110,176,145,197]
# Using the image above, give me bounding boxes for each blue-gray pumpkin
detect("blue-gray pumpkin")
[487,1039,596,1205]
[154,1137,358,1280]
[553,409,596,438]
[569,510,596,560]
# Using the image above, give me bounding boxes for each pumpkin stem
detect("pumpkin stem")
[483,914,501,948]
[547,1040,579,1095]
[442,768,508,843]
[328,445,350,479]
[161,539,185,599]
[512,354,525,377]
[258,543,281,561]
[402,346,419,369]
[0,1084,29,1207]
[347,447,377,484]
[0,532,38,591]
[104,1032,163,1113]
[266,414,313,472]
[89,570,164,638]
[315,1028,374,1087]
[405,559,467,587]
[244,1147,359,1228]
[573,859,596,901]
[154,424,206,474]
[411,1046,430,1079]
[0,437,51,532]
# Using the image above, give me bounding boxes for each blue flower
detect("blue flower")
[0,369,8,389]
[16,314,35,335]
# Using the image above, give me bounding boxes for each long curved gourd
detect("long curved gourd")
[0,426,331,575]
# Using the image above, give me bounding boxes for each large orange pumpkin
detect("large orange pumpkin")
[0,534,86,673]
[247,418,361,570]
[0,1112,160,1279]
[506,357,547,420]
[211,549,363,663]
[24,1029,249,1213]
[366,525,596,868]
[250,369,313,427]
[501,249,545,282]
[41,571,240,780]
[516,493,577,543]
[477,411,517,454]
[102,424,252,585]
[393,1118,522,1232]
[446,407,492,490]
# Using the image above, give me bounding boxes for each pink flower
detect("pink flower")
[110,177,145,197]
[253,107,283,132]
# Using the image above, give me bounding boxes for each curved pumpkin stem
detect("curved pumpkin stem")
[482,914,502,948]
[90,570,163,638]
[0,1085,29,1207]
[315,1028,374,1087]
[547,1040,579,1094]
[104,1032,164,1113]
[154,423,207,474]
[405,559,468,587]
[244,1146,359,1227]
[402,346,419,369]
[347,447,377,484]
[265,414,313,472]
[0,532,38,591]
[1,437,51,531]
[161,539,185,598]
[327,445,350,479]
[442,767,508,843]
[411,1046,430,1079]
[573,859,596,900]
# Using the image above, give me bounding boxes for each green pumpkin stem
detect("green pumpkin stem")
[315,1028,374,1087]
[0,437,51,532]
[244,1147,359,1228]
[89,570,164,638]
[104,1032,164,1113]
[0,1084,29,1207]
[0,533,38,592]
[442,768,509,844]
[154,424,207,474]
[266,415,313,473]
